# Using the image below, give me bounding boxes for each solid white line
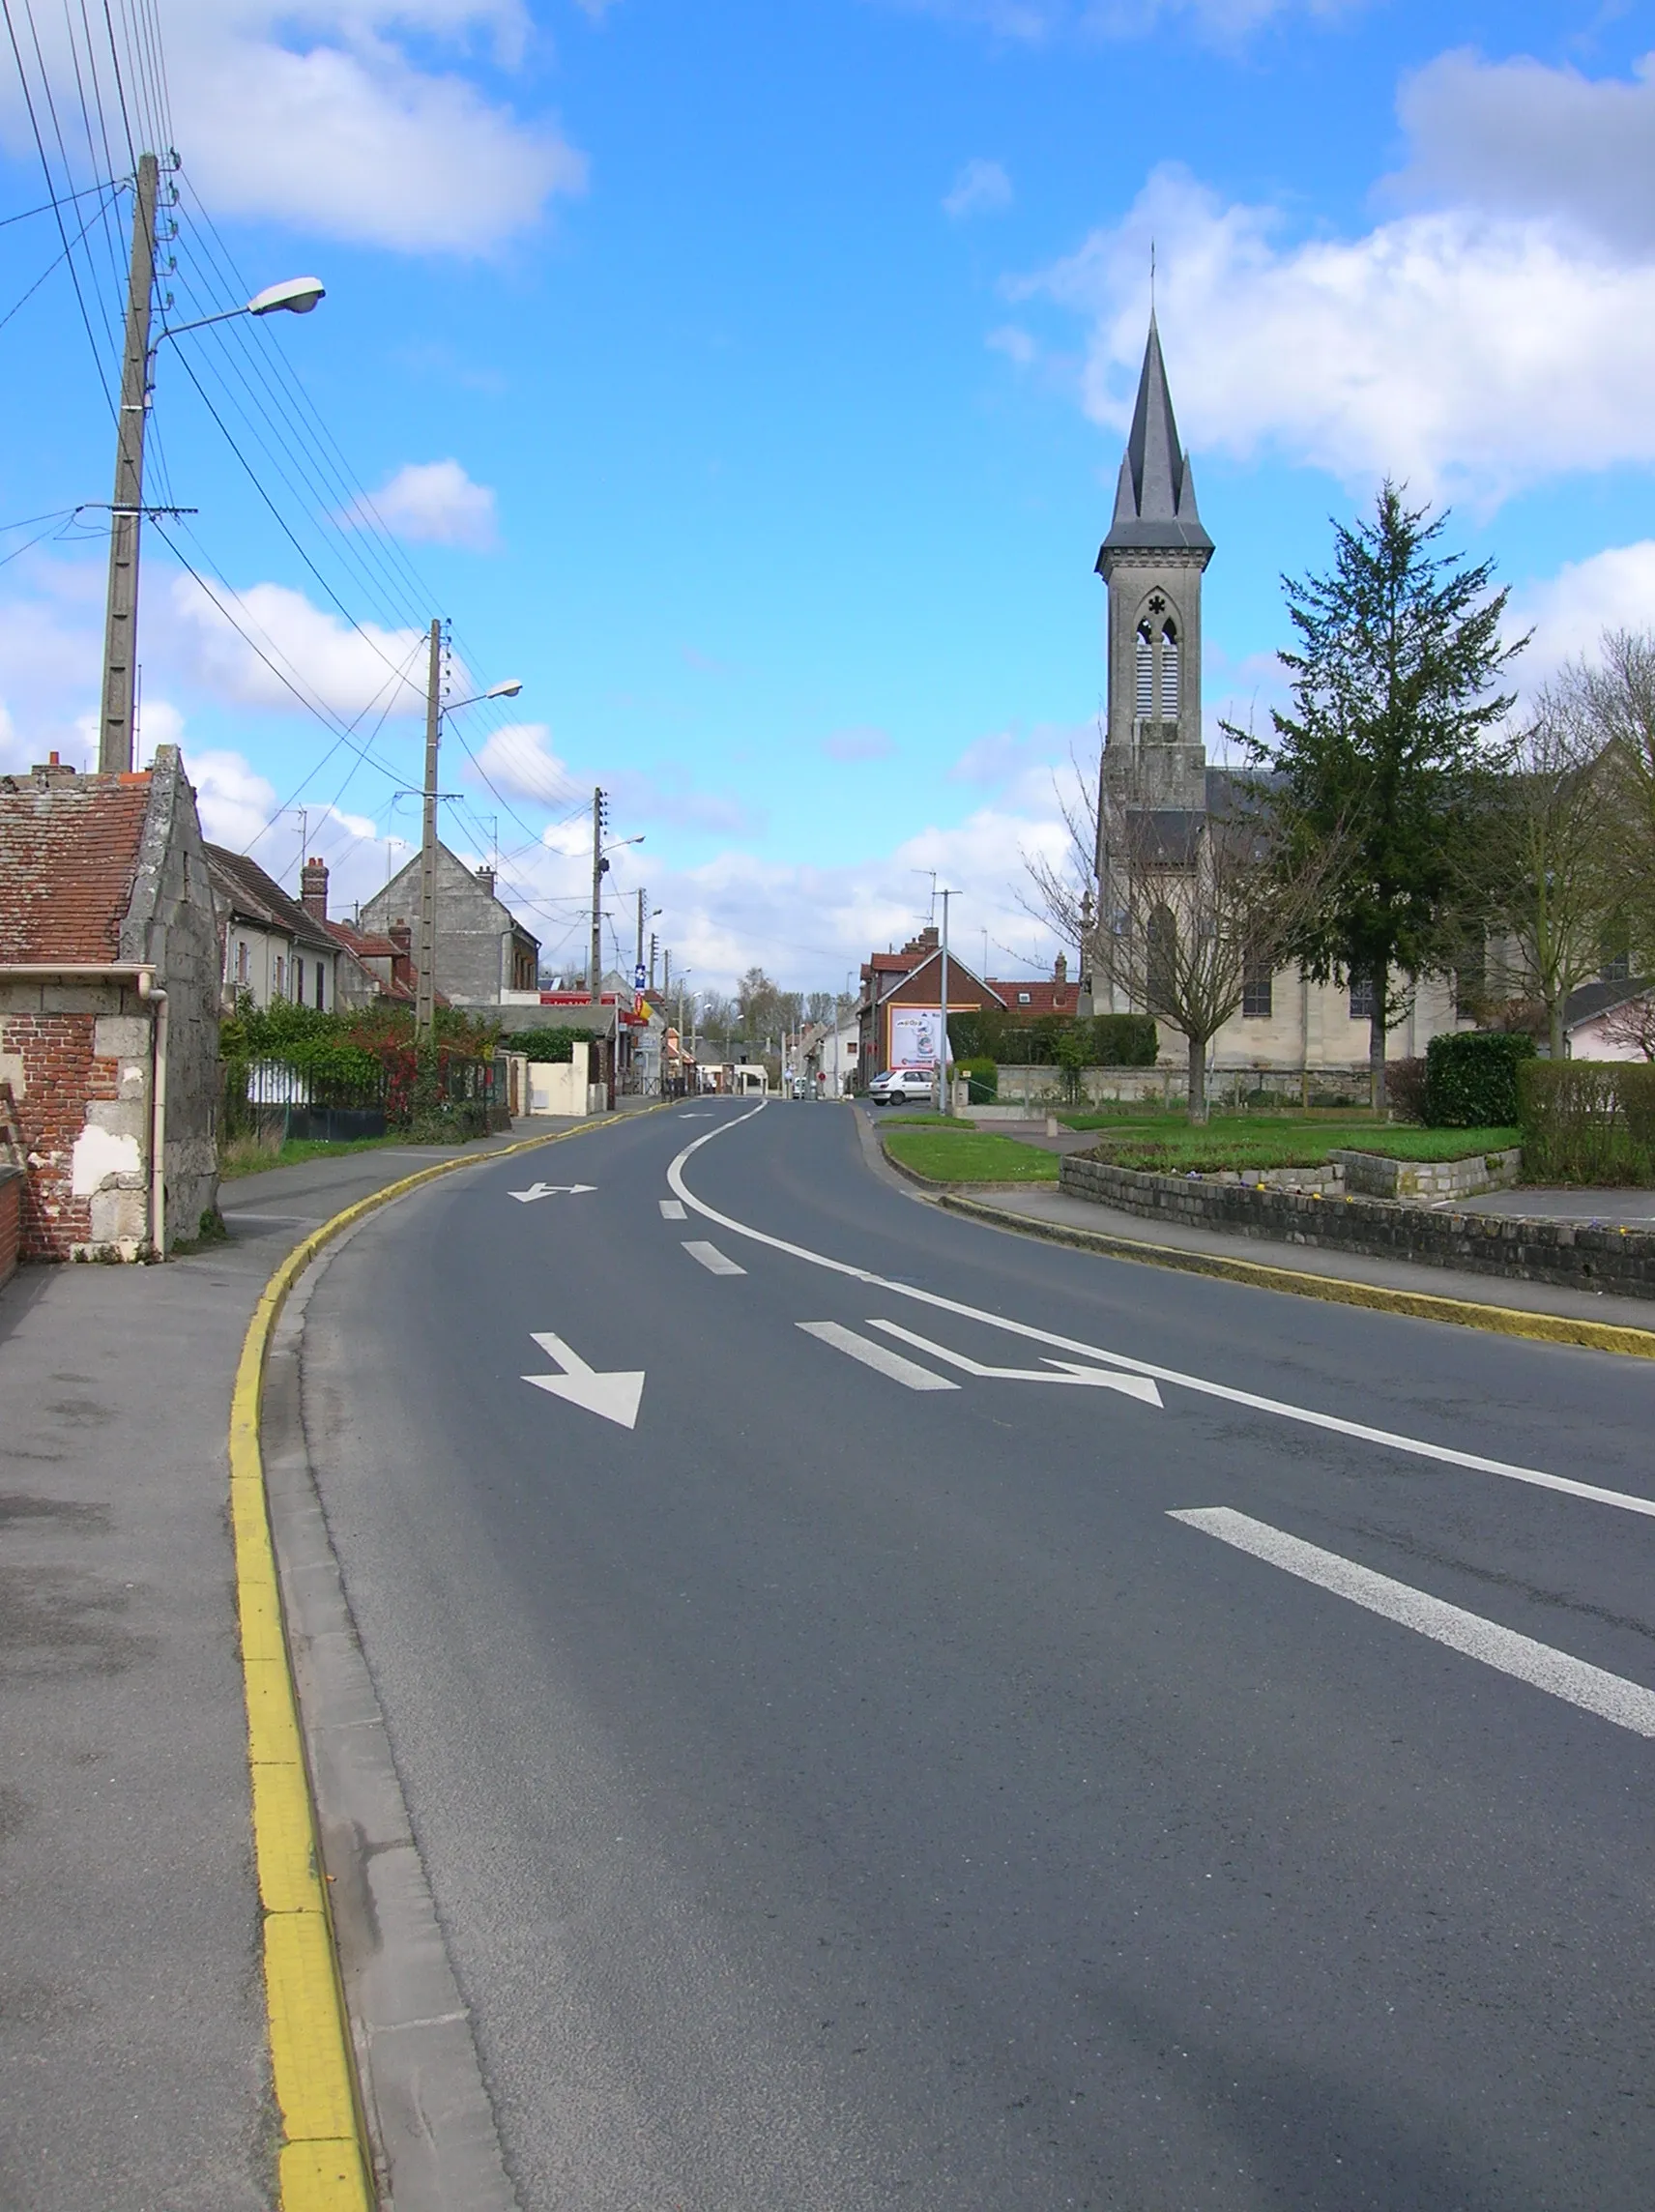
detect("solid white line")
[1171,1506,1655,1739]
[664,1102,1655,1522]
[659,1198,686,1220]
[797,1321,959,1392]
[682,1239,746,1277]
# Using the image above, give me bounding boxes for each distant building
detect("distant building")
[857,928,1004,1079]
[358,844,538,1008]
[0,747,218,1260]
[208,845,344,1013]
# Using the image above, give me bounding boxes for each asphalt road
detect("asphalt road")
[301,1099,1655,2210]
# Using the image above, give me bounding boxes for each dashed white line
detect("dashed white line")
[682,1239,746,1277]
[798,1321,959,1392]
[659,1199,686,1220]
[1171,1506,1655,1739]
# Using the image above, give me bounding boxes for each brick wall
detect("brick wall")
[0,983,153,1260]
[1060,1150,1655,1300]
[0,1164,19,1289]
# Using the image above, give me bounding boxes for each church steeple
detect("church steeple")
[1097,314,1212,564]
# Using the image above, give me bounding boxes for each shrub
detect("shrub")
[1519,1061,1655,1185]
[1091,1013,1158,1067]
[1387,1056,1428,1125]
[500,1027,587,1062]
[958,1056,998,1104]
[1425,1031,1536,1127]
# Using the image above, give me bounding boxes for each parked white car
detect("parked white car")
[867,1067,937,1105]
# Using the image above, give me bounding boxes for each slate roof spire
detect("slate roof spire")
[1096,312,1213,564]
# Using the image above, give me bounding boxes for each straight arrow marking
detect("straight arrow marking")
[522,1329,646,1430]
[866,1320,1162,1405]
[508,1182,597,1204]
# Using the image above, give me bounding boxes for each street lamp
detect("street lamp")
[416,642,527,1038]
[100,148,330,772]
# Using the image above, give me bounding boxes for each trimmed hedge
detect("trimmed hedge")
[500,1026,587,1062]
[1424,1031,1536,1127]
[1520,1061,1655,1185]
[946,1010,1158,1068]
[957,1056,998,1103]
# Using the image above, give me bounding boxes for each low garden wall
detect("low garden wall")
[1332,1147,1522,1203]
[1059,1151,1655,1299]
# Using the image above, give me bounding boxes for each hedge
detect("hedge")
[957,1056,998,1103]
[1519,1061,1655,1185]
[945,1010,1158,1068]
[1424,1031,1535,1127]
[500,1027,588,1062]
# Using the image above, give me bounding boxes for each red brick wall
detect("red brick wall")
[0,1170,18,1289]
[0,1012,120,1260]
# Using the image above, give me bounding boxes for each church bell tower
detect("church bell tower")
[1095,314,1213,822]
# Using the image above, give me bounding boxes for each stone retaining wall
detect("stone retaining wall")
[1059,1151,1655,1299]
[1331,1146,1522,1203]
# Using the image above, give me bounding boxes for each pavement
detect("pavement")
[0,1112,601,2211]
[291,1097,1655,2209]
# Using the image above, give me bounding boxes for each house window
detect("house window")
[274,955,286,1000]
[1241,946,1273,1019]
[1350,975,1375,1022]
[315,961,325,1009]
[236,941,249,985]
[295,958,304,1003]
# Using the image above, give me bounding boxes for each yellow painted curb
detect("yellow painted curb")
[229,1109,667,2209]
[937,1192,1655,1361]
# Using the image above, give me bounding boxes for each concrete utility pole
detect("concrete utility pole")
[649,932,659,993]
[100,153,159,775]
[635,888,646,982]
[937,888,955,1113]
[589,787,606,1003]
[415,619,443,1041]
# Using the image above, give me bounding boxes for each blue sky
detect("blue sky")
[2,1,1653,990]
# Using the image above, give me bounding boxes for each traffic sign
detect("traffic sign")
[633,964,647,990]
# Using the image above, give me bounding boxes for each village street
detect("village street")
[292,1097,1655,2211]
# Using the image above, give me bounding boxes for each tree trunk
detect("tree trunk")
[1186,1033,1209,1123]
[1549,998,1565,1062]
[1369,963,1388,1115]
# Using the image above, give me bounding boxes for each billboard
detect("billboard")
[888,1006,943,1067]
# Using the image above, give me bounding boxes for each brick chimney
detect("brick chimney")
[1054,952,1068,984]
[475,865,496,898]
[301,856,329,921]
[31,752,78,787]
[388,919,413,991]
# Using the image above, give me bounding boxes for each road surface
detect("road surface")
[300,1099,1655,2209]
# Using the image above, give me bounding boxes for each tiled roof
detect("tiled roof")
[325,918,398,959]
[207,844,336,954]
[1565,976,1653,1029]
[989,978,1078,1016]
[0,766,154,962]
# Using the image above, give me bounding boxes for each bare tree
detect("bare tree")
[1482,669,1617,1061]
[1026,756,1334,1123]
[1599,995,1655,1060]
[1586,630,1655,957]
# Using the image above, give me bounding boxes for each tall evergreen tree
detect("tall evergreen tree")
[1246,483,1524,1109]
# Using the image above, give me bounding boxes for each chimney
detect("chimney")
[1054,952,1068,985]
[301,856,329,921]
[475,865,496,898]
[31,753,77,786]
[388,918,412,990]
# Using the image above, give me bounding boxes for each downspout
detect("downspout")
[140,976,167,1260]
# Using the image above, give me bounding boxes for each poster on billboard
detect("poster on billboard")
[889,1006,942,1067]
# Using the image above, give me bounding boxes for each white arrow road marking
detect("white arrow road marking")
[798,1322,959,1391]
[522,1330,646,1430]
[866,1319,1162,1405]
[1172,1507,1655,1739]
[683,1240,746,1276]
[508,1182,597,1204]
[666,1103,1655,1524]
[659,1199,686,1220]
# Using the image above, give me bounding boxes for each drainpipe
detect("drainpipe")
[144,981,168,1259]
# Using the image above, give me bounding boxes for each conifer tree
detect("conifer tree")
[1245,483,1524,1110]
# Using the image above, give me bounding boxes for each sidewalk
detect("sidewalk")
[937,1179,1655,1343]
[0,1113,595,2209]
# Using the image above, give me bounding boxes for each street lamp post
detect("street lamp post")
[415,646,522,1040]
[101,150,326,773]
[936,888,956,1114]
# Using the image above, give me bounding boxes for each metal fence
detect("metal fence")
[221,1055,511,1145]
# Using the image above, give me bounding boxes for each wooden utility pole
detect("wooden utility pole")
[100,154,159,774]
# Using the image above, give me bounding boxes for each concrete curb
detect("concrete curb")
[229,1110,667,2210]
[937,1191,1655,1362]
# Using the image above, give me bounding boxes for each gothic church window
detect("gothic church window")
[1147,905,1177,1012]
[1241,945,1272,1019]
[1135,625,1154,717]
[1160,623,1179,718]
[1350,975,1375,1022]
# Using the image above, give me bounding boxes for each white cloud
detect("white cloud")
[188,746,280,849]
[944,159,1013,218]
[823,726,894,762]
[475,722,577,805]
[883,0,1354,44]
[1390,49,1655,255]
[347,459,499,549]
[1513,541,1655,684]
[170,573,432,718]
[1018,161,1655,501]
[985,323,1037,366]
[0,4,586,255]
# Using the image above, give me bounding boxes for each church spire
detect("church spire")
[1096,313,1212,565]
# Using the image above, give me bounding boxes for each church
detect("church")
[1085,315,1462,1096]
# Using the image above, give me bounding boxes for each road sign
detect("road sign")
[633,964,647,990]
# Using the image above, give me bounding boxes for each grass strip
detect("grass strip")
[884,1126,1060,1183]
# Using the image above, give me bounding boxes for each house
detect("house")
[1562,977,1655,1061]
[1089,314,1461,1081]
[0,747,219,1260]
[857,928,1005,1078]
[358,844,539,1007]
[208,844,344,1013]
[988,955,1083,1020]
[800,1016,859,1096]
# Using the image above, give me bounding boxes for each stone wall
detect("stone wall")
[1059,1151,1655,1299]
[0,1163,19,1289]
[986,1063,1384,1110]
[1332,1147,1522,1204]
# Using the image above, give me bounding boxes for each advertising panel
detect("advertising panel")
[889,1006,942,1067]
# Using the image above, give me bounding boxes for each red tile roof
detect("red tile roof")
[990,978,1078,1016]
[0,766,153,962]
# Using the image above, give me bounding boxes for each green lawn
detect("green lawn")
[218,1132,407,1179]
[883,1125,1061,1184]
[1080,1117,1520,1175]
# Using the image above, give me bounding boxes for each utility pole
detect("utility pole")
[635,888,647,982]
[589,787,606,1002]
[415,619,442,1042]
[649,932,659,993]
[937,888,955,1113]
[100,153,160,774]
